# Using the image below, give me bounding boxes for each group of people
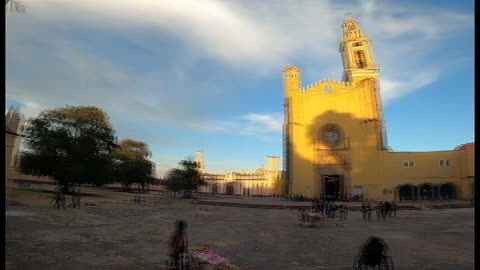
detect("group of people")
[311,199,349,220]
[133,194,143,204]
[50,187,66,209]
[361,200,397,222]
[49,187,82,209]
[298,199,350,226]
[319,193,365,202]
[289,194,310,201]
[288,193,368,202]
[296,198,400,226]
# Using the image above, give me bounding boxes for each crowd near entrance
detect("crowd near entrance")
[397,183,456,201]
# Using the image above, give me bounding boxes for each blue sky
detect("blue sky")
[6,0,474,176]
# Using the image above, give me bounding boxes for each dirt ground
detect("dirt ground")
[5,185,475,270]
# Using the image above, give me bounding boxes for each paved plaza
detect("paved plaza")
[5,187,475,270]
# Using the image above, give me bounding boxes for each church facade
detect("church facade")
[284,18,474,201]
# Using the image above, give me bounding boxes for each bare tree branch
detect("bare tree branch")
[6,0,26,14]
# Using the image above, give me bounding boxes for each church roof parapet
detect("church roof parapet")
[300,79,354,93]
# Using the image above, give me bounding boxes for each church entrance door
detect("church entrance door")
[324,175,341,198]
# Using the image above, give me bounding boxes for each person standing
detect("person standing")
[384,201,391,221]
[361,202,367,221]
[366,202,372,222]
[391,202,397,217]
[331,201,337,219]
[69,189,76,208]
[375,202,382,222]
[52,188,62,209]
[344,204,349,220]
[380,201,386,221]
[328,201,332,217]
[75,189,81,208]
[169,220,189,270]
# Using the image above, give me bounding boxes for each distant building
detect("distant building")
[196,150,206,173]
[5,107,52,186]
[5,106,24,183]
[284,17,474,201]
[196,151,284,196]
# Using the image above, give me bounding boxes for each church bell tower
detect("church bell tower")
[340,17,380,83]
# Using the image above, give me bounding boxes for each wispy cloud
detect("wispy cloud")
[183,113,283,137]
[7,0,472,118]
[242,113,283,133]
[381,72,438,103]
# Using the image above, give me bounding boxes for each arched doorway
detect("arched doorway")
[440,183,455,200]
[399,185,415,200]
[419,183,433,200]
[324,175,341,198]
[226,184,234,195]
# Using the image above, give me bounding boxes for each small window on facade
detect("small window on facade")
[440,160,451,167]
[353,42,363,47]
[324,86,333,93]
[404,160,415,168]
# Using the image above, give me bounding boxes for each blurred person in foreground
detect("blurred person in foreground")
[169,220,189,269]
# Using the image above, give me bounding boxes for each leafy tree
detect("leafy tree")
[111,139,155,192]
[19,106,117,191]
[165,158,206,198]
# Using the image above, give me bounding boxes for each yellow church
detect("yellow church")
[284,17,474,201]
